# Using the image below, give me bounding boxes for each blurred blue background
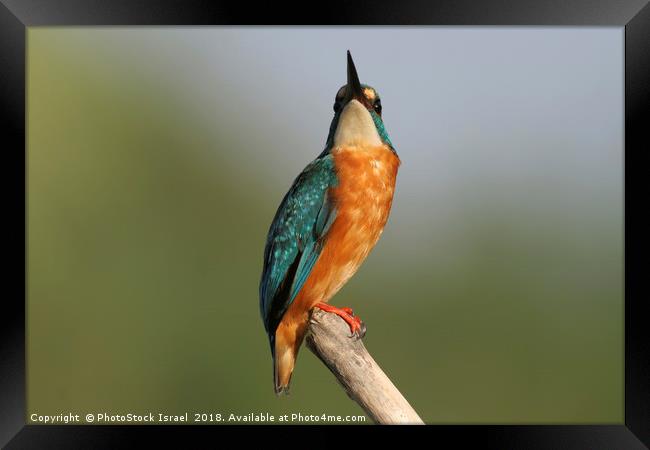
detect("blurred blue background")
[27,27,623,423]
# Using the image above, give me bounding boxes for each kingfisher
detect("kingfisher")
[259,51,400,394]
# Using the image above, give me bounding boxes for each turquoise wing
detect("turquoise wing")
[259,154,338,336]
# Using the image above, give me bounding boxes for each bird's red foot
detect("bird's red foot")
[313,302,366,339]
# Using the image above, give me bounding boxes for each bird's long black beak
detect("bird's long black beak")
[346,50,364,101]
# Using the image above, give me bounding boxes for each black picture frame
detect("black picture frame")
[2,1,648,448]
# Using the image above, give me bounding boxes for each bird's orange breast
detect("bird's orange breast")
[323,144,400,295]
[275,143,399,372]
[284,144,400,326]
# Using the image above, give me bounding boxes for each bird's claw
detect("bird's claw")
[348,315,366,340]
[313,302,366,340]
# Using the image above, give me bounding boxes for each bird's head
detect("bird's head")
[325,51,394,151]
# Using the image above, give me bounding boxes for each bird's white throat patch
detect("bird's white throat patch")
[333,100,382,147]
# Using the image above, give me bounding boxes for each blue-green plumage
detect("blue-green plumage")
[259,154,338,339]
[370,109,393,147]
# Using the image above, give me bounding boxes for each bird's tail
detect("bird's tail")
[271,322,306,395]
[273,348,295,395]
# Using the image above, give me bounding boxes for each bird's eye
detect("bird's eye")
[333,102,341,113]
[373,99,382,114]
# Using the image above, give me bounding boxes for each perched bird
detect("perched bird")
[259,51,400,394]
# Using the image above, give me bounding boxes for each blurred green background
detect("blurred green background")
[27,28,623,423]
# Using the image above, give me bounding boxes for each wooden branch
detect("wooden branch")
[305,309,424,425]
